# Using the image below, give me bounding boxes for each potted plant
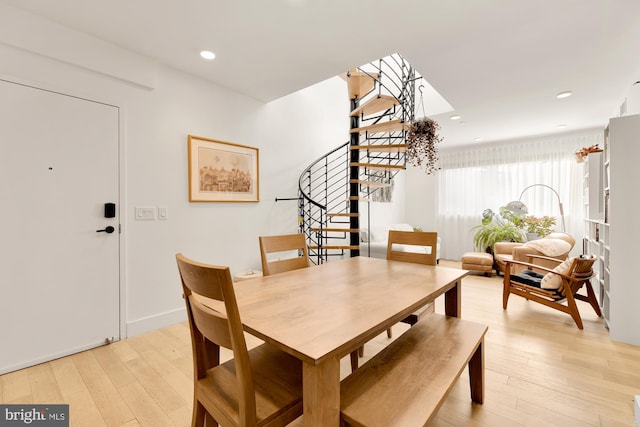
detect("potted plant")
[471,208,525,253]
[406,117,442,174]
[522,215,556,240]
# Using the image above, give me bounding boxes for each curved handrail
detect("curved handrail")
[298,141,349,210]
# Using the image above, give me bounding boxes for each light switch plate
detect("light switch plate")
[135,206,156,220]
[158,207,168,220]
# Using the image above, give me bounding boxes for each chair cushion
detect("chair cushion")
[523,238,571,257]
[540,257,574,290]
[461,252,493,266]
[510,269,545,287]
[546,232,576,247]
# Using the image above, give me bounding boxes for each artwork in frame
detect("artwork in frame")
[188,135,259,202]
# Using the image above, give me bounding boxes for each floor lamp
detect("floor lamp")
[504,184,566,232]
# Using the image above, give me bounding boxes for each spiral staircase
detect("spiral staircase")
[298,54,418,264]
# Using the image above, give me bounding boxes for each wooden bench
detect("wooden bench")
[340,313,487,427]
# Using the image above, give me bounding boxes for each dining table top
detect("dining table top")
[231,256,468,365]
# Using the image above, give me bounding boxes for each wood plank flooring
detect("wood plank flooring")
[1,260,638,426]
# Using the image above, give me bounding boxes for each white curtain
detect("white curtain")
[436,130,603,260]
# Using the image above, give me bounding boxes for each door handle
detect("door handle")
[96,226,115,234]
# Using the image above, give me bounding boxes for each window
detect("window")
[436,132,601,259]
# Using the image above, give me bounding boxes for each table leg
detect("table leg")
[444,279,461,317]
[468,338,484,404]
[302,356,340,426]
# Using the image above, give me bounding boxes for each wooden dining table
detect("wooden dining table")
[232,256,468,426]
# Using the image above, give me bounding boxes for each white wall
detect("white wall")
[404,165,437,231]
[623,82,640,116]
[0,6,353,337]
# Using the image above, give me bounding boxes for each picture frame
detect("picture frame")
[188,135,259,202]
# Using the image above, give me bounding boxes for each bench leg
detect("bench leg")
[445,279,461,317]
[468,338,484,404]
[350,350,359,372]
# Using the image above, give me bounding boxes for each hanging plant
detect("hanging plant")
[574,144,603,163]
[406,117,442,174]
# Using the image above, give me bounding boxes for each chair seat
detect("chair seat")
[510,270,567,300]
[510,269,545,287]
[198,343,303,426]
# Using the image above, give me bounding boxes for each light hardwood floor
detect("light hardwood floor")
[1,260,639,426]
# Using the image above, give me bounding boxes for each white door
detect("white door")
[0,79,120,374]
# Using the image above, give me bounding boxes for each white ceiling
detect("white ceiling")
[4,0,640,147]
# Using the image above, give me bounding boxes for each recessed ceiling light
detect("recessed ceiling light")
[556,91,572,99]
[557,124,568,128]
[200,50,216,60]
[474,137,483,142]
[450,115,461,120]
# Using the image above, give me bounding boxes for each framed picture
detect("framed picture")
[188,135,259,202]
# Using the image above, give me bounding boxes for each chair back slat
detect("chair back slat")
[386,230,438,266]
[260,234,310,276]
[572,257,596,276]
[564,256,596,295]
[187,295,234,350]
[176,254,229,301]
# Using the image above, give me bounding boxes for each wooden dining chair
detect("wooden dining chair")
[387,230,439,329]
[175,253,303,426]
[259,233,310,276]
[503,254,602,329]
[387,230,438,266]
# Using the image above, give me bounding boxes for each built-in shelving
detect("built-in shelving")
[582,133,607,325]
[607,113,640,345]
[584,219,608,327]
[586,114,640,344]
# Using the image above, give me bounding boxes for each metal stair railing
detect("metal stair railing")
[299,54,417,264]
[298,142,350,265]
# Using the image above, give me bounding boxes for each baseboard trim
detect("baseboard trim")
[126,307,187,338]
[0,340,108,375]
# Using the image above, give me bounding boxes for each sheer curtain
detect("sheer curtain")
[436,130,602,260]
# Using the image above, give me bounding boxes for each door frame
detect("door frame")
[1,74,128,344]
